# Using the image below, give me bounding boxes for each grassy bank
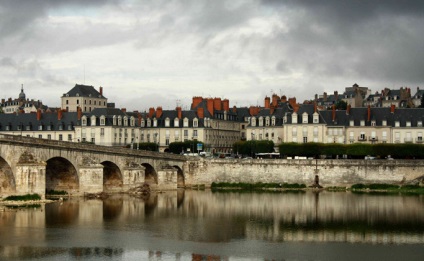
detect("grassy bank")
[3,194,41,201]
[211,182,306,191]
[351,183,424,194]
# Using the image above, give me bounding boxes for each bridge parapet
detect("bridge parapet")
[0,134,186,161]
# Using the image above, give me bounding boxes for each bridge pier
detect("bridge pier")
[157,168,178,190]
[79,164,104,195]
[123,166,145,191]
[15,162,47,199]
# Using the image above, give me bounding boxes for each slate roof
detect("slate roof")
[63,84,106,99]
[0,112,78,131]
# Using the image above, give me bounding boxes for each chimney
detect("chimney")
[148,107,155,118]
[324,92,328,102]
[213,98,222,111]
[272,94,279,107]
[176,106,182,119]
[390,104,395,113]
[197,107,204,119]
[138,113,142,125]
[36,109,42,121]
[121,108,126,113]
[1,99,4,104]
[207,98,214,116]
[281,95,287,103]
[314,94,318,101]
[156,106,163,118]
[346,104,351,115]
[232,106,237,113]
[332,104,336,122]
[58,109,63,121]
[249,106,259,116]
[264,96,270,109]
[191,96,203,109]
[99,87,103,96]
[334,91,339,101]
[314,102,317,113]
[222,99,230,112]
[77,107,82,120]
[367,105,371,122]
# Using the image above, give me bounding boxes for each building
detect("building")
[61,84,107,112]
[1,85,46,114]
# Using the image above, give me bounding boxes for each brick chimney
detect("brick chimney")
[121,108,127,113]
[99,87,103,96]
[176,106,182,119]
[264,96,270,108]
[148,107,155,118]
[222,99,229,112]
[281,95,287,103]
[192,96,203,109]
[77,106,82,120]
[36,109,42,121]
[138,113,142,125]
[232,106,237,113]
[390,104,395,113]
[334,91,339,101]
[324,92,328,102]
[346,104,351,115]
[249,106,259,116]
[367,105,371,122]
[213,98,222,111]
[197,107,204,119]
[314,102,317,113]
[207,99,214,116]
[58,109,63,121]
[332,104,336,122]
[156,106,163,118]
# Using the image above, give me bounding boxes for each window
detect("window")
[38,125,43,131]
[58,124,63,130]
[66,100,69,105]
[382,120,387,126]
[183,118,189,127]
[251,117,256,127]
[418,121,423,127]
[153,118,157,127]
[406,121,411,127]
[91,138,95,143]
[271,116,276,126]
[100,128,104,136]
[360,120,365,126]
[82,116,87,126]
[174,118,179,127]
[371,120,376,126]
[193,130,198,137]
[303,137,307,143]
[166,138,170,145]
[77,100,79,104]
[292,127,297,136]
[38,135,42,139]
[68,134,72,141]
[59,134,63,141]
[302,113,308,123]
[100,116,105,126]
[184,130,188,137]
[395,132,400,142]
[395,121,400,127]
[265,117,270,126]
[91,116,96,126]
[193,119,198,127]
[165,118,170,127]
[360,132,365,140]
[48,134,51,140]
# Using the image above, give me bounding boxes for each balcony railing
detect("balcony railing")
[416,138,423,143]
[368,137,378,141]
[357,136,367,141]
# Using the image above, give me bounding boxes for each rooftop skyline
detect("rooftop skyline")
[1,1,423,111]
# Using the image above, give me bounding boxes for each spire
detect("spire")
[19,84,26,100]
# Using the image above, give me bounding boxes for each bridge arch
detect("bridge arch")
[0,156,15,195]
[142,163,158,186]
[101,161,123,192]
[46,157,79,194]
[173,165,185,188]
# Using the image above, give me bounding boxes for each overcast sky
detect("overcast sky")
[1,0,423,111]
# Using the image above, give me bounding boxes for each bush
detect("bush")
[4,194,41,201]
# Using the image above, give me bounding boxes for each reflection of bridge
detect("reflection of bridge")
[0,134,188,198]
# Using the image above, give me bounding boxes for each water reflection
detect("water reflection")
[0,190,423,260]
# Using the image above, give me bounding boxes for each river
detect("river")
[0,190,423,260]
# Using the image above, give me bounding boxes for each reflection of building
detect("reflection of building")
[1,85,46,114]
[61,84,107,112]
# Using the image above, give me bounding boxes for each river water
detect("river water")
[0,190,423,261]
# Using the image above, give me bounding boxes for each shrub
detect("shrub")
[4,194,41,201]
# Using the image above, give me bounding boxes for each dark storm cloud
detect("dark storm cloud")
[260,0,424,86]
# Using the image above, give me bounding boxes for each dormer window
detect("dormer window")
[251,117,256,127]
[174,118,179,127]
[113,116,116,126]
[183,118,189,127]
[100,116,105,126]
[265,117,270,126]
[140,119,145,127]
[350,120,354,126]
[82,116,87,126]
[153,118,157,127]
[302,112,308,123]
[371,120,376,126]
[360,120,365,126]
[123,116,128,126]
[292,113,298,124]
[395,121,400,127]
[118,116,122,126]
[271,116,276,126]
[382,120,387,126]
[258,116,263,127]
[406,121,411,127]
[165,117,170,127]
[91,116,97,126]
[38,125,43,131]
[147,119,151,127]
[130,117,135,127]
[193,118,198,127]
[418,121,423,127]
[313,112,319,124]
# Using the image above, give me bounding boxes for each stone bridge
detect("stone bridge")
[0,134,188,198]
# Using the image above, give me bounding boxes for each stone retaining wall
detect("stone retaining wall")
[185,158,424,187]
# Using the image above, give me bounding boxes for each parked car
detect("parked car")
[364,155,376,160]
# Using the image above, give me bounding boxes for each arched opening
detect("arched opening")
[173,166,185,188]
[46,157,78,194]
[0,157,15,194]
[101,161,123,192]
[141,163,157,185]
